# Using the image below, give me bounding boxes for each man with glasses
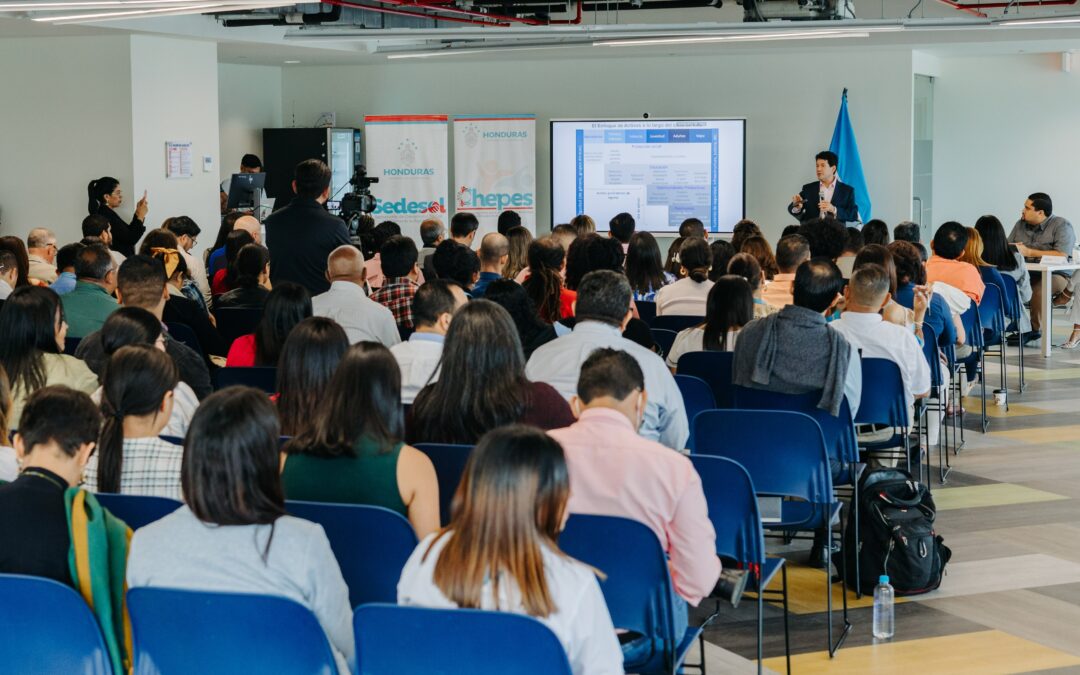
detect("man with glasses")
[26,228,58,284]
[164,216,210,306]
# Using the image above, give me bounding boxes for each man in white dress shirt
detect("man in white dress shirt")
[390,280,468,404]
[311,245,400,347]
[526,270,689,450]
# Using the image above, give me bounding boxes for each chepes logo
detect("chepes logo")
[458,185,534,210]
[373,197,446,215]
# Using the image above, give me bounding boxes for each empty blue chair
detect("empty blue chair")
[674,374,714,451]
[286,501,418,608]
[414,443,473,526]
[854,358,916,478]
[652,315,704,332]
[0,573,112,675]
[952,299,987,440]
[165,321,204,358]
[981,283,1009,414]
[95,493,183,530]
[675,351,735,408]
[636,300,657,326]
[559,514,701,674]
[354,604,573,675]
[214,306,263,346]
[650,328,678,358]
[689,456,789,675]
[213,366,277,394]
[998,273,1026,391]
[127,588,338,675]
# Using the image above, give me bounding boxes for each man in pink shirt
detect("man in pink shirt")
[762,234,810,308]
[548,348,721,619]
[925,222,985,304]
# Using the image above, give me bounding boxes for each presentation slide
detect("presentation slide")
[551,119,745,234]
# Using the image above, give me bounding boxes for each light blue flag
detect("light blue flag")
[829,89,871,222]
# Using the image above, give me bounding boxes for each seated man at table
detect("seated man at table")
[1009,192,1076,341]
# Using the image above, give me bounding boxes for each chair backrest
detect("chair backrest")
[921,323,943,389]
[414,443,474,527]
[159,434,184,446]
[214,307,263,346]
[652,315,705,332]
[0,573,112,675]
[165,321,204,357]
[980,283,1006,345]
[688,455,766,567]
[692,409,834,505]
[854,357,909,427]
[959,300,985,350]
[285,501,418,608]
[997,273,1022,323]
[64,336,82,356]
[674,374,715,439]
[212,366,277,394]
[559,514,675,643]
[354,604,573,675]
[94,493,183,530]
[675,351,735,408]
[128,587,337,675]
[731,385,858,465]
[636,300,657,326]
[649,328,678,358]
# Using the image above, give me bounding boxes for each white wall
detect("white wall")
[218,63,283,182]
[281,49,915,243]
[0,36,134,245]
[934,52,1080,231]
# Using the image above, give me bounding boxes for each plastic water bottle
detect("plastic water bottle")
[873,575,895,639]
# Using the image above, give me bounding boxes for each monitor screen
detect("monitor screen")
[551,118,745,234]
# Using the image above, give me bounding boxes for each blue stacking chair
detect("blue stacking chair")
[64,336,82,356]
[214,307,263,346]
[998,273,1026,392]
[414,443,473,526]
[213,366,278,394]
[560,514,702,674]
[950,299,987,443]
[674,374,715,451]
[676,351,735,409]
[652,315,704,332]
[920,324,952,484]
[636,300,658,326]
[354,604,573,675]
[165,321,205,359]
[980,283,1009,415]
[286,501,418,608]
[159,434,183,446]
[650,328,678,359]
[692,409,849,656]
[127,588,338,675]
[95,493,183,530]
[0,574,112,675]
[854,358,919,481]
[689,456,790,675]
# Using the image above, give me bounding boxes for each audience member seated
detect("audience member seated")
[139,228,208,314]
[61,243,118,338]
[728,252,778,319]
[226,282,310,367]
[391,281,468,405]
[0,236,34,292]
[371,235,422,331]
[853,244,914,328]
[666,275,754,369]
[472,233,509,298]
[311,245,400,346]
[608,212,635,254]
[83,345,181,499]
[564,234,625,292]
[0,288,98,426]
[217,244,272,310]
[797,217,847,261]
[551,224,578,252]
[49,242,84,296]
[163,216,211,306]
[364,220,402,291]
[152,248,226,357]
[76,255,212,399]
[763,234,810,308]
[925,222,985,304]
[450,211,480,248]
[976,215,1031,333]
[207,212,259,277]
[894,220,921,244]
[503,225,533,282]
[126,387,354,674]
[0,386,102,585]
[432,240,481,294]
[419,218,445,281]
[961,226,1010,307]
[626,232,674,302]
[275,317,348,438]
[81,213,126,268]
[656,237,713,316]
[0,251,17,301]
[527,271,688,450]
[211,229,255,296]
[889,241,962,351]
[740,235,779,281]
[862,219,891,246]
[836,227,863,278]
[708,239,736,282]
[570,213,596,237]
[679,217,707,240]
[484,279,558,360]
[409,300,574,444]
[0,368,15,481]
[282,343,439,538]
[730,219,762,253]
[26,228,58,284]
[733,258,861,419]
[664,236,686,280]
[523,238,575,323]
[497,209,523,236]
[397,425,622,675]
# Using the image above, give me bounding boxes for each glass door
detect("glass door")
[913,74,934,240]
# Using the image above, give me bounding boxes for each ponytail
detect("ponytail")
[96,401,125,494]
[87,177,119,215]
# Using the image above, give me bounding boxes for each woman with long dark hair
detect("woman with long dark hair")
[665,275,754,370]
[726,253,778,320]
[408,300,573,444]
[84,345,181,499]
[0,287,97,426]
[276,317,349,438]
[655,237,713,316]
[626,232,674,302]
[977,215,1033,334]
[708,240,736,282]
[503,226,533,281]
[210,229,255,296]
[152,247,224,357]
[126,386,354,673]
[0,237,33,289]
[217,244,271,310]
[862,219,890,246]
[522,238,575,324]
[225,281,311,367]
[87,176,148,257]
[282,342,439,538]
[484,279,557,359]
[398,425,622,675]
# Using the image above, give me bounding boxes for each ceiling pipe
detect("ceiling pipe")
[325,0,513,24]
[220,2,340,25]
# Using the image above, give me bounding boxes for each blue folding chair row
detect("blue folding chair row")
[414,443,473,526]
[854,358,921,482]
[675,351,735,409]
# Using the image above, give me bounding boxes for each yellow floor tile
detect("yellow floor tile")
[756,563,907,615]
[959,397,1054,418]
[933,483,1068,511]
[1018,367,1080,382]
[990,424,1080,445]
[761,630,1080,674]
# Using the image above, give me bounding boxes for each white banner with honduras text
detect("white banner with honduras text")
[453,115,536,236]
[364,114,449,242]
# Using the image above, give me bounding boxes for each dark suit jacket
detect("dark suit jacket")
[264,197,350,295]
[163,295,226,357]
[95,205,146,258]
[788,181,859,224]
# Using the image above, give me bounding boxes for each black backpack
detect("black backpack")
[840,467,952,596]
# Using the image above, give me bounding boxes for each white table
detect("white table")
[1027,261,1080,357]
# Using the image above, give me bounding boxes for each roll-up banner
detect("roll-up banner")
[364,114,449,242]
[453,115,537,236]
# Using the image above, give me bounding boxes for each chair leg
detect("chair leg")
[781,565,791,675]
[756,586,764,675]
[980,350,988,433]
[1018,326,1027,392]
[828,525,851,657]
[852,472,861,601]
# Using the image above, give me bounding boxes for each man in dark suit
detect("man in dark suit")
[265,159,351,295]
[788,150,859,225]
